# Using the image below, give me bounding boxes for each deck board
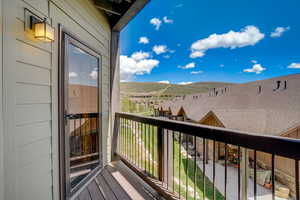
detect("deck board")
[78,189,92,200]
[76,161,164,200]
[87,181,105,200]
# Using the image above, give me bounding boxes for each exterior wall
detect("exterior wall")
[2,0,111,200]
[0,0,3,199]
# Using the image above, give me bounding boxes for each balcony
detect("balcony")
[75,112,300,200]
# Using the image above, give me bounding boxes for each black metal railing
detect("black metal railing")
[68,112,100,187]
[112,112,300,200]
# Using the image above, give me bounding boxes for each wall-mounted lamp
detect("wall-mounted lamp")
[30,15,54,42]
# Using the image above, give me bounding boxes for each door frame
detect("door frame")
[58,24,103,199]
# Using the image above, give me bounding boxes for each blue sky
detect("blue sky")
[120,0,300,84]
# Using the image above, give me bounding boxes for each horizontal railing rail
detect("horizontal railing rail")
[113,112,300,200]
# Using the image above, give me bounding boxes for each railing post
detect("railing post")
[111,114,120,161]
[241,147,249,200]
[157,126,164,181]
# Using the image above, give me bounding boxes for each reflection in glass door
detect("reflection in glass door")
[61,33,102,194]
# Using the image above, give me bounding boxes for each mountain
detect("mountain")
[120,82,235,96]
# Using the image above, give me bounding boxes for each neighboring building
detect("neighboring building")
[156,73,300,196]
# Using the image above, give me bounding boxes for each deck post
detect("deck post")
[111,114,120,161]
[157,126,164,182]
[241,148,249,200]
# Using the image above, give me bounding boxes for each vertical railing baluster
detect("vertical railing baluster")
[203,138,206,200]
[238,146,241,200]
[152,125,155,177]
[148,124,151,174]
[79,117,82,156]
[139,122,142,169]
[179,132,182,199]
[73,119,76,156]
[173,131,175,193]
[272,154,275,200]
[225,143,228,200]
[89,115,92,154]
[213,140,216,200]
[131,120,133,163]
[194,136,197,200]
[186,134,189,200]
[144,123,146,171]
[158,126,164,181]
[296,159,299,200]
[167,130,169,189]
[254,150,257,200]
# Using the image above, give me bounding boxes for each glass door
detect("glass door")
[60,32,102,197]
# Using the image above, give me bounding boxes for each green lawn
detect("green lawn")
[119,122,224,200]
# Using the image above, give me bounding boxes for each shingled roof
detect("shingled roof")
[162,73,300,136]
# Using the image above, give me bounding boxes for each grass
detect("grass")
[118,123,224,200]
[121,81,235,96]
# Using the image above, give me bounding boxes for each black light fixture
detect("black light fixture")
[30,15,54,42]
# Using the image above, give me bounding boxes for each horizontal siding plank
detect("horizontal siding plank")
[17,171,52,200]
[65,0,111,40]
[16,121,51,147]
[16,61,51,85]
[16,40,51,69]
[50,2,110,59]
[16,83,51,104]
[18,138,51,167]
[16,104,51,125]
[51,0,110,41]
[23,0,49,17]
[16,0,48,22]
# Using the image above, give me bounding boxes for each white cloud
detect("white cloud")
[131,51,150,61]
[90,69,98,79]
[220,64,224,67]
[69,72,78,78]
[243,64,266,74]
[158,80,170,84]
[153,45,168,55]
[163,16,173,24]
[178,82,193,85]
[178,62,196,69]
[150,18,162,30]
[120,55,159,81]
[190,26,265,58]
[251,60,258,64]
[270,26,290,38]
[288,63,300,69]
[190,51,205,58]
[163,55,171,59]
[191,70,203,74]
[139,36,149,44]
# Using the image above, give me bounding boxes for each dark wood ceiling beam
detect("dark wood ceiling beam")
[112,0,150,31]
[95,0,122,15]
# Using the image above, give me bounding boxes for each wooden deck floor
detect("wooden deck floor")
[75,161,164,200]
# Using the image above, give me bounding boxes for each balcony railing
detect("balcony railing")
[112,112,300,200]
[68,112,100,188]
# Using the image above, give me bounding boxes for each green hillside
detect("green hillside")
[120,82,234,96]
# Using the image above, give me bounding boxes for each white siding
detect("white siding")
[0,0,4,198]
[2,0,111,200]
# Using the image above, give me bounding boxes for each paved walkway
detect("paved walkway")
[195,159,292,200]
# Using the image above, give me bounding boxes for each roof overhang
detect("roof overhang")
[94,0,150,31]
